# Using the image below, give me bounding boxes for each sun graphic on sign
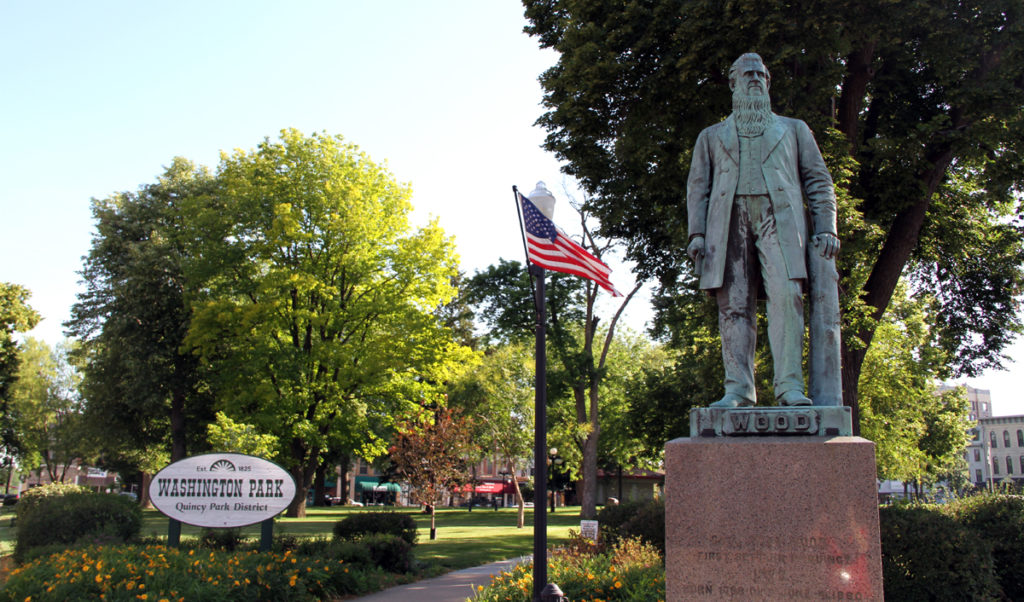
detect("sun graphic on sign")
[209,459,236,472]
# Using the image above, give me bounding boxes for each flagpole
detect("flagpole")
[531,261,549,602]
[518,183,569,601]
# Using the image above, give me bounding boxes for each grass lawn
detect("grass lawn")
[0,504,582,573]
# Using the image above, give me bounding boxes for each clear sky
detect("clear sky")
[1,1,1020,414]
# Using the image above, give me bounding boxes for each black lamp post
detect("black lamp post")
[522,182,566,602]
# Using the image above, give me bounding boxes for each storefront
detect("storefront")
[459,480,518,507]
[355,477,402,505]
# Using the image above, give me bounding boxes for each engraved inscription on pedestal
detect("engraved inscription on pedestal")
[676,538,879,601]
[690,406,852,437]
[665,436,885,601]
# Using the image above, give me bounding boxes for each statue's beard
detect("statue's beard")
[733,88,774,136]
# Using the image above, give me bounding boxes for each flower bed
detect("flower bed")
[475,535,665,602]
[1,544,398,601]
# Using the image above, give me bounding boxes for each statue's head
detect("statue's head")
[728,53,770,97]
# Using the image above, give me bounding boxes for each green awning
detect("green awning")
[357,481,400,492]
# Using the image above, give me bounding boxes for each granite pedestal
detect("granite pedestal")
[665,435,883,601]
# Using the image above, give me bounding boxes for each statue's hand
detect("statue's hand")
[687,235,705,265]
[813,232,840,259]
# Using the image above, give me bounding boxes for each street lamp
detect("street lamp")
[526,181,566,602]
[548,448,563,513]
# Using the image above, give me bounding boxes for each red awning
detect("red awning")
[459,481,513,494]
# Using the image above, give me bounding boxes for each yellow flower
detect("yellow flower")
[95,575,104,583]
[289,575,298,587]
[614,581,622,588]
[126,582,136,591]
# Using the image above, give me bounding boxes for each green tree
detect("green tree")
[523,0,1024,431]
[464,243,643,518]
[464,258,587,348]
[8,339,86,483]
[206,411,279,458]
[184,129,472,517]
[0,283,40,465]
[66,158,216,484]
[859,287,972,491]
[449,343,534,527]
[389,407,473,540]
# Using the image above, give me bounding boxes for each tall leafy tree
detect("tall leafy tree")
[465,244,643,518]
[66,158,215,491]
[8,339,86,482]
[184,129,471,517]
[523,0,1024,430]
[859,287,972,490]
[0,283,39,465]
[449,343,535,528]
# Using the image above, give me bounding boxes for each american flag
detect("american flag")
[519,191,622,296]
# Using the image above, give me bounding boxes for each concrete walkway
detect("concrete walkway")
[350,556,528,602]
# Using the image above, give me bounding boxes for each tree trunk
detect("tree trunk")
[286,465,308,518]
[313,462,328,506]
[580,427,600,519]
[339,454,350,504]
[140,471,153,508]
[170,386,187,461]
[430,505,437,540]
[836,44,876,153]
[512,477,525,529]
[842,150,954,430]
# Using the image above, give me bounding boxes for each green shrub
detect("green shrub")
[200,527,248,551]
[946,494,1024,600]
[333,511,418,545]
[16,482,91,518]
[879,503,1001,601]
[476,536,664,601]
[14,491,141,562]
[361,533,414,573]
[596,499,665,553]
[1,544,397,600]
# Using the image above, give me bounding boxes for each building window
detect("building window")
[1018,430,1023,447]
[994,457,1001,475]
[992,432,999,449]
[1008,456,1015,475]
[976,469,984,483]
[1005,431,1012,448]
[975,449,981,462]
[358,460,368,475]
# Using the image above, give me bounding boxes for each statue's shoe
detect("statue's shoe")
[778,390,812,406]
[709,394,755,408]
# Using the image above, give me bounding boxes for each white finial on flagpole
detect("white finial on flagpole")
[528,181,556,220]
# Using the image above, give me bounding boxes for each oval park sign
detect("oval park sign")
[149,453,296,528]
